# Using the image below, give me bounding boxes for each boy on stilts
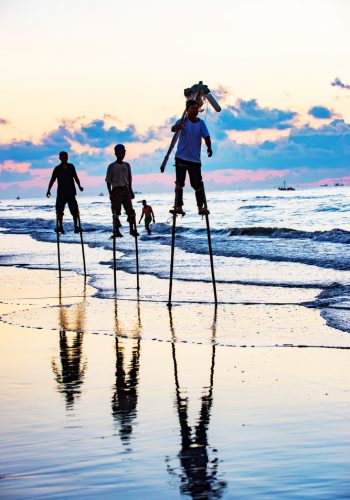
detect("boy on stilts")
[170,99,213,216]
[106,144,139,238]
[46,151,84,234]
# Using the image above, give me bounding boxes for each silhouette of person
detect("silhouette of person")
[111,300,142,446]
[170,99,213,216]
[51,282,87,410]
[166,308,227,498]
[46,151,84,234]
[139,199,155,235]
[106,144,138,238]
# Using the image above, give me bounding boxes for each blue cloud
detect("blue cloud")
[212,99,297,134]
[2,109,350,194]
[71,120,140,147]
[331,77,350,90]
[308,106,333,119]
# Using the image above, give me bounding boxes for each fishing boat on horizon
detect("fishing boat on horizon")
[278,180,295,191]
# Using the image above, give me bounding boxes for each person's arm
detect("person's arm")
[46,169,57,197]
[72,165,84,191]
[151,207,155,222]
[204,136,212,157]
[105,165,113,199]
[127,163,135,199]
[139,208,144,224]
[106,181,113,198]
[171,119,184,133]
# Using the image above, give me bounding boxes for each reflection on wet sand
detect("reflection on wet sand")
[111,298,142,446]
[51,281,87,410]
[167,308,227,499]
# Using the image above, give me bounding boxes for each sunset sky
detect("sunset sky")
[1,0,350,197]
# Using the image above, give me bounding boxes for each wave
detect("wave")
[238,205,273,210]
[227,227,350,244]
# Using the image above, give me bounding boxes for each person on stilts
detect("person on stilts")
[106,144,139,238]
[46,151,84,234]
[170,99,213,216]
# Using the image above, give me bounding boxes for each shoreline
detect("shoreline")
[1,264,350,498]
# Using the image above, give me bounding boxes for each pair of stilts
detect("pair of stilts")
[56,212,86,280]
[55,205,216,305]
[168,182,217,307]
[112,214,140,294]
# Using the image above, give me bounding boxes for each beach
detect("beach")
[1,189,350,498]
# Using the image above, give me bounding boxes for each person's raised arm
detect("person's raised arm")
[171,120,184,133]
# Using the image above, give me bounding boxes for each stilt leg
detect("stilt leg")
[112,215,117,294]
[202,184,217,305]
[134,224,140,291]
[56,214,62,281]
[168,195,178,307]
[77,213,86,278]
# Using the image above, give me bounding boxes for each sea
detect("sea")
[1,186,350,498]
[1,185,350,333]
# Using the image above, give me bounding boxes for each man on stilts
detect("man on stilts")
[170,99,213,216]
[106,144,139,238]
[46,151,84,234]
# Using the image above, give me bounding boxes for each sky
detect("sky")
[1,0,350,197]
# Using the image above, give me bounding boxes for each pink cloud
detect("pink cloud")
[0,160,31,173]
[203,169,289,185]
[300,176,350,187]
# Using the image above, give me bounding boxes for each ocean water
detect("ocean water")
[1,187,350,498]
[1,186,350,331]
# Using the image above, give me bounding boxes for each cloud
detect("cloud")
[71,119,140,148]
[210,99,297,139]
[331,77,350,90]
[308,106,333,119]
[2,99,350,196]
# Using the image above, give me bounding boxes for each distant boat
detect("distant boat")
[98,192,104,196]
[334,183,344,187]
[278,180,295,191]
[16,196,20,200]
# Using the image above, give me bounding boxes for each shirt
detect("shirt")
[105,161,131,188]
[50,163,77,198]
[175,118,209,164]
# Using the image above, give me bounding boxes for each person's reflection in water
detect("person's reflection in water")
[166,307,227,499]
[111,298,141,447]
[52,281,87,410]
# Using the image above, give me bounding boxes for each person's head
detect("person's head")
[114,144,126,161]
[185,99,199,118]
[142,199,147,206]
[59,151,68,163]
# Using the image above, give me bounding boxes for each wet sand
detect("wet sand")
[1,265,350,498]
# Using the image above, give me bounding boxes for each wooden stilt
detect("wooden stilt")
[202,184,217,305]
[77,213,86,278]
[56,215,62,281]
[167,213,177,307]
[135,228,140,291]
[112,215,117,294]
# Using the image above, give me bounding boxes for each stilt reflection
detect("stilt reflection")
[111,298,142,447]
[167,307,227,498]
[52,281,87,410]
